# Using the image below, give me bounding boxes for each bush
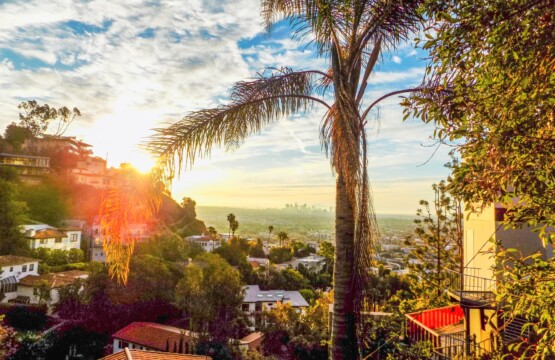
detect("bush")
[268,247,293,264]
[4,305,48,331]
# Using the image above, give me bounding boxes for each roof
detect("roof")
[29,228,68,239]
[243,285,309,307]
[99,349,211,360]
[112,322,197,351]
[18,270,89,288]
[0,255,38,267]
[239,332,264,344]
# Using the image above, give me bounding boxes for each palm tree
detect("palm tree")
[230,219,239,237]
[277,230,289,247]
[226,213,235,240]
[268,225,274,252]
[147,2,422,358]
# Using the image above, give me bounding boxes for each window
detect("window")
[33,288,38,295]
[29,264,34,271]
[55,238,62,243]
[40,239,47,244]
[22,265,27,272]
[242,303,250,311]
[9,266,13,272]
[70,234,78,242]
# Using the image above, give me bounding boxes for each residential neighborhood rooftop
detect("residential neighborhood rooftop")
[243,285,309,307]
[18,270,89,288]
[112,322,197,352]
[99,349,211,360]
[0,255,38,267]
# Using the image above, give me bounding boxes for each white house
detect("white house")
[22,224,82,251]
[15,270,88,311]
[185,235,221,253]
[0,255,39,303]
[292,255,327,273]
[242,285,309,330]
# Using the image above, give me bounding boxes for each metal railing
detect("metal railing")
[406,306,465,350]
[445,269,496,303]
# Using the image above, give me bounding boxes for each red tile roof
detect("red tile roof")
[112,322,197,352]
[29,228,67,239]
[99,349,211,360]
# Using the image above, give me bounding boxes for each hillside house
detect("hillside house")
[15,270,88,311]
[112,322,197,354]
[185,235,221,253]
[22,224,82,251]
[0,153,50,183]
[292,254,326,272]
[0,256,39,303]
[406,204,554,359]
[242,285,309,330]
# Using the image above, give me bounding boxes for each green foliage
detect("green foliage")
[268,247,293,264]
[19,180,69,226]
[405,0,555,236]
[136,231,204,262]
[248,238,266,258]
[3,123,32,151]
[175,253,246,341]
[123,254,180,303]
[405,180,462,308]
[17,100,81,137]
[0,170,29,255]
[67,248,84,263]
[494,249,555,359]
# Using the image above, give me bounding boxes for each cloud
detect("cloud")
[392,55,402,64]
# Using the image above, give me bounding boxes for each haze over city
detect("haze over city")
[0,0,452,213]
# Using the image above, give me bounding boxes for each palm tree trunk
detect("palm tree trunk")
[331,173,357,359]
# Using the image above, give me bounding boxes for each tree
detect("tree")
[174,253,246,342]
[0,168,28,255]
[404,0,555,236]
[207,226,218,238]
[147,1,423,357]
[268,247,293,264]
[405,181,462,309]
[268,225,274,249]
[230,219,239,237]
[277,231,288,247]
[226,213,236,239]
[3,123,32,151]
[17,100,81,137]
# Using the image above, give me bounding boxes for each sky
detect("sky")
[0,0,453,214]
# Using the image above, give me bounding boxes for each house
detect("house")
[246,257,270,269]
[185,235,221,253]
[0,153,50,183]
[236,332,264,354]
[406,204,554,358]
[292,255,326,273]
[112,322,198,354]
[242,285,309,329]
[86,221,150,262]
[22,224,82,251]
[23,135,93,158]
[71,157,121,189]
[15,270,88,310]
[0,256,39,303]
[99,349,211,360]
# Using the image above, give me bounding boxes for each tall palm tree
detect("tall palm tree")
[226,213,236,240]
[268,225,274,251]
[147,1,422,358]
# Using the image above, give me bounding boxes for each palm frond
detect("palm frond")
[146,68,330,184]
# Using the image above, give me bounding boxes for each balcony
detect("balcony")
[406,305,465,350]
[445,268,496,305]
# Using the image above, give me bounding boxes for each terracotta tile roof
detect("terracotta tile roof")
[240,332,264,344]
[99,349,211,360]
[29,228,67,239]
[112,322,197,352]
[0,255,37,267]
[18,270,89,288]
